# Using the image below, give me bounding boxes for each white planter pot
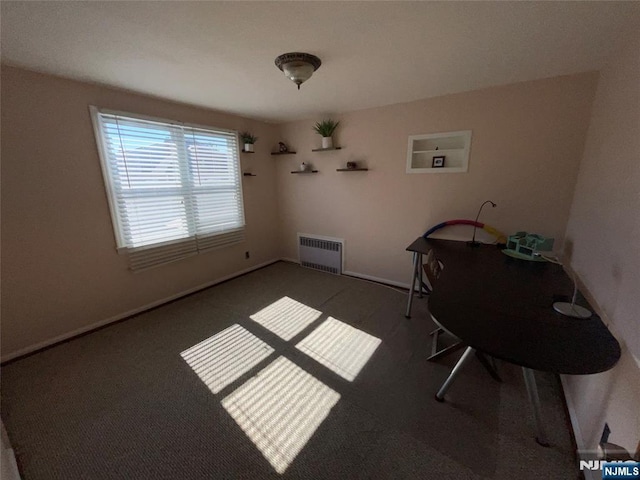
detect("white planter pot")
[321,137,333,149]
[244,143,254,153]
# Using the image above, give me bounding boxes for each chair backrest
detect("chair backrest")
[423,249,443,291]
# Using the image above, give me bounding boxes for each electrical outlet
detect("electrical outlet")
[245,251,250,259]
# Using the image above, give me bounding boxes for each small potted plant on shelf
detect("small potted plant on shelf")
[240,132,258,152]
[313,119,339,149]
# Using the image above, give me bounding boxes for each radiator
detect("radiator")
[298,234,343,275]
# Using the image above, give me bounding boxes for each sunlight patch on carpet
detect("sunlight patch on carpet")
[181,324,274,394]
[222,356,340,474]
[296,317,381,382]
[250,296,322,340]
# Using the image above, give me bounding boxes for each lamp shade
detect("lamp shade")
[275,52,321,90]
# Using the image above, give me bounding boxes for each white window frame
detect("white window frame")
[90,106,246,269]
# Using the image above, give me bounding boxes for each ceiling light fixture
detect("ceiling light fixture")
[275,52,321,90]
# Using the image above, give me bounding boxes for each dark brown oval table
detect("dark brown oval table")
[405,237,621,446]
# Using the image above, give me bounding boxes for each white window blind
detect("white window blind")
[91,107,245,271]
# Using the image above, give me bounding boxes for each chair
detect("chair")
[423,250,464,361]
[423,251,502,381]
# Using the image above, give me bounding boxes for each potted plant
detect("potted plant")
[313,119,339,149]
[240,132,258,152]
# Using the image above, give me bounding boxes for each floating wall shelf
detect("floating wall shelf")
[243,173,257,177]
[336,168,368,172]
[312,147,342,152]
[241,150,255,154]
[271,151,297,155]
[291,170,318,174]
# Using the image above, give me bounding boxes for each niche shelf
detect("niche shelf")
[312,147,342,152]
[406,130,471,174]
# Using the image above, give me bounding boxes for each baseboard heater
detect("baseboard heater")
[298,234,343,275]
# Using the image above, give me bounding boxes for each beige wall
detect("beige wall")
[3,59,635,455]
[1,66,280,358]
[562,32,640,455]
[276,73,598,285]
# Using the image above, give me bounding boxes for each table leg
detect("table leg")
[418,255,424,298]
[475,351,502,382]
[522,367,550,447]
[405,252,420,318]
[435,346,476,402]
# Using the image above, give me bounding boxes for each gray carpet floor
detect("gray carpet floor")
[1,262,579,479]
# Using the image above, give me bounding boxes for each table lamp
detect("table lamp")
[467,200,496,247]
[554,300,592,319]
[552,267,592,319]
[533,252,592,319]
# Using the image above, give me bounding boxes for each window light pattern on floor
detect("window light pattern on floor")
[250,296,321,341]
[295,317,382,382]
[221,356,340,474]
[180,324,274,394]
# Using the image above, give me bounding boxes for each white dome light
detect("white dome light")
[275,52,322,90]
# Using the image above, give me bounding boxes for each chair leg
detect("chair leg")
[427,327,464,361]
[435,346,476,402]
[405,252,420,318]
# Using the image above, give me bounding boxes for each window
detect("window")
[91,107,245,271]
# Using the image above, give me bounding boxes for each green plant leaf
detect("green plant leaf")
[240,132,258,144]
[313,120,339,137]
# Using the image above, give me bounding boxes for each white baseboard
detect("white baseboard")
[342,270,410,289]
[1,448,21,480]
[561,375,599,480]
[1,258,279,363]
[2,420,21,480]
[281,257,410,290]
[282,255,410,290]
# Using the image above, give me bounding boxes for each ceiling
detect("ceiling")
[2,1,639,123]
